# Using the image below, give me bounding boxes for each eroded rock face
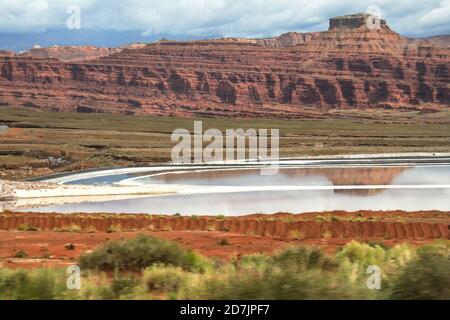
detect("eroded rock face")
[0,50,14,57]
[0,13,448,118]
[256,32,320,48]
[17,46,124,62]
[408,35,450,48]
[17,44,148,62]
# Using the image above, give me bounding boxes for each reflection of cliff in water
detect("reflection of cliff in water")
[153,166,407,196]
[152,169,258,181]
[303,167,407,196]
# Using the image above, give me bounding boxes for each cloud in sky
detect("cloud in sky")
[0,0,448,37]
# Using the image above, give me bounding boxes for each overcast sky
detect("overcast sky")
[0,0,449,50]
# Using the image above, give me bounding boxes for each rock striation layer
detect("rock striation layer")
[0,13,448,118]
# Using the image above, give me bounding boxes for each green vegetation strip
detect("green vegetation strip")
[1,235,449,300]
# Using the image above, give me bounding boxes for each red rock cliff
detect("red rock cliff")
[17,45,122,62]
[0,13,448,118]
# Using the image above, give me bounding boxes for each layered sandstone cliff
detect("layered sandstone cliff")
[256,32,320,47]
[409,35,450,48]
[17,44,147,62]
[17,46,121,62]
[0,13,448,118]
[0,50,14,57]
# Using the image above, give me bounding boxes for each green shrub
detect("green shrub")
[79,235,206,271]
[17,224,38,232]
[217,238,230,246]
[144,265,187,293]
[110,277,139,298]
[367,241,388,250]
[336,240,386,268]
[0,269,77,300]
[55,224,82,233]
[181,263,342,300]
[385,243,416,269]
[64,244,76,251]
[388,242,450,300]
[107,224,123,233]
[273,246,337,272]
[182,246,347,300]
[13,250,28,258]
[239,253,271,269]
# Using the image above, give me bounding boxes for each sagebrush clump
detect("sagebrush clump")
[79,235,207,272]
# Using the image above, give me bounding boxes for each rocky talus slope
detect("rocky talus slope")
[0,13,448,118]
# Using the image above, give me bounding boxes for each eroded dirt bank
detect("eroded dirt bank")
[1,211,448,240]
[0,211,448,269]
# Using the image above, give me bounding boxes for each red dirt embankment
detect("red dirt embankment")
[1,211,448,240]
[0,211,448,268]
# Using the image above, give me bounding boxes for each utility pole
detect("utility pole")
[81,145,84,170]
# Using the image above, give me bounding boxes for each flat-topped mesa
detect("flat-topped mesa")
[329,13,387,30]
[297,13,406,56]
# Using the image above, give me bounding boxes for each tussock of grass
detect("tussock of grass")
[53,224,82,233]
[143,265,188,294]
[17,224,39,232]
[216,238,230,246]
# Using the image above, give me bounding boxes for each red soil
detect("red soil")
[0,210,448,269]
